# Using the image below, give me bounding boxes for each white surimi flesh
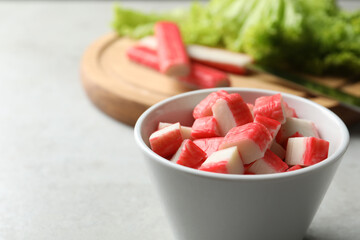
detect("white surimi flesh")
[199,146,244,174]
[212,98,237,136]
[158,122,192,140]
[276,117,319,145]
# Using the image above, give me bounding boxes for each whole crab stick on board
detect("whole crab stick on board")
[126,45,230,89]
[154,22,190,77]
[178,63,230,89]
[139,36,253,74]
[126,46,159,71]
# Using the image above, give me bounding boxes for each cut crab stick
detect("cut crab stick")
[212,93,253,136]
[193,90,229,119]
[247,150,288,174]
[198,146,244,174]
[154,22,190,77]
[171,139,207,169]
[158,122,192,140]
[178,63,230,89]
[219,122,272,164]
[193,137,224,157]
[149,122,183,158]
[276,117,319,146]
[127,46,159,70]
[254,115,281,140]
[139,36,253,74]
[285,137,329,166]
[281,132,304,149]
[191,116,221,139]
[253,94,286,124]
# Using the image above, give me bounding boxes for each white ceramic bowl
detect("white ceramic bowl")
[134,88,349,240]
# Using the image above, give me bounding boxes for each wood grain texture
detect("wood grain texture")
[81,33,360,126]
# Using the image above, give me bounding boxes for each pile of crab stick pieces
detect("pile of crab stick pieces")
[149,90,330,175]
[126,22,253,89]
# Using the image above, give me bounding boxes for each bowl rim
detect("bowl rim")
[134,87,350,181]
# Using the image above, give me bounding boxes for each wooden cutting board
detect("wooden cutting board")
[80,33,360,126]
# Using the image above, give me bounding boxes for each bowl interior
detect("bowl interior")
[137,88,349,174]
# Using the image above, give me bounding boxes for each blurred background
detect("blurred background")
[0,1,359,240]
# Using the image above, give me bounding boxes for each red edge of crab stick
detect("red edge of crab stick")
[154,22,190,77]
[127,46,230,89]
[138,36,253,74]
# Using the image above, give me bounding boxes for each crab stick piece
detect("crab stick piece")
[285,137,329,166]
[198,146,244,174]
[247,150,289,174]
[149,123,183,158]
[219,122,272,164]
[254,115,281,140]
[191,116,221,139]
[193,137,224,157]
[192,90,229,119]
[171,139,207,169]
[253,94,286,124]
[126,46,159,70]
[158,122,192,140]
[154,22,190,77]
[212,93,253,136]
[178,62,230,89]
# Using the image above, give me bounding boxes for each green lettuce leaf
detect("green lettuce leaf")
[112,0,360,77]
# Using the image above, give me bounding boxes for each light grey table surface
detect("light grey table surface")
[0,1,359,240]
